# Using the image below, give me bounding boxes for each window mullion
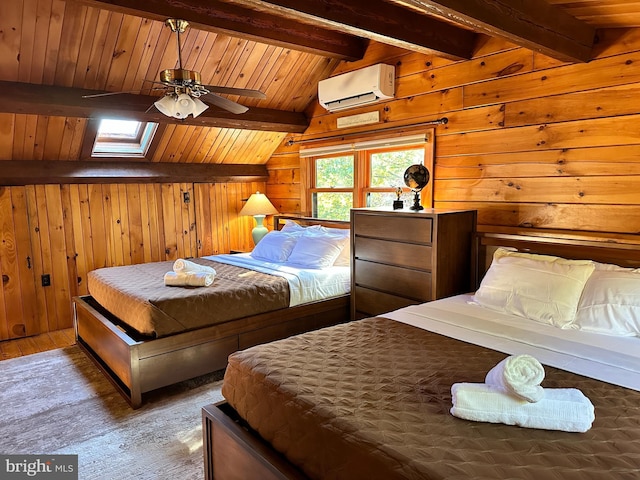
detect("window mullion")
[354,150,369,208]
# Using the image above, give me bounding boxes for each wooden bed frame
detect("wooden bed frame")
[202,229,640,480]
[73,216,350,409]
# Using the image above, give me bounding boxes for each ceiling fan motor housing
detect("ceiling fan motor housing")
[160,68,202,86]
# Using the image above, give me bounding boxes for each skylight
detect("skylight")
[92,119,158,157]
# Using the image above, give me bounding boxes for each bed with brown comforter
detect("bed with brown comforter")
[203,231,640,480]
[74,216,350,408]
[216,316,639,480]
[87,258,290,338]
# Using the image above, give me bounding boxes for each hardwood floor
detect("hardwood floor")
[0,328,75,361]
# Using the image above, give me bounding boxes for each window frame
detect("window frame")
[304,130,435,219]
[308,152,357,220]
[80,118,165,161]
[91,119,158,158]
[361,144,429,208]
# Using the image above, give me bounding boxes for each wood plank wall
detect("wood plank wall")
[267,32,640,242]
[0,181,262,340]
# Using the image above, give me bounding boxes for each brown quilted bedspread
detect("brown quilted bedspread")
[222,316,640,480]
[87,258,289,337]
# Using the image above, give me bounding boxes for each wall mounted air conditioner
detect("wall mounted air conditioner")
[318,63,395,112]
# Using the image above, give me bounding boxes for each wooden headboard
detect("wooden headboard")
[274,215,350,230]
[476,230,640,287]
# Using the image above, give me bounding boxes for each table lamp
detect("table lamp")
[239,192,279,245]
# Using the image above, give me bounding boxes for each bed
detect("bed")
[73,216,350,408]
[203,231,640,480]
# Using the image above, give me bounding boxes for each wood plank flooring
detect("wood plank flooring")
[0,328,75,361]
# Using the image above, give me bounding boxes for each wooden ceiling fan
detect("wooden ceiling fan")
[83,18,266,117]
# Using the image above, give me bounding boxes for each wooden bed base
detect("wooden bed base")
[202,230,640,480]
[74,294,349,409]
[203,402,308,480]
[73,215,350,409]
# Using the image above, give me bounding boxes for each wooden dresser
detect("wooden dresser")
[350,208,477,319]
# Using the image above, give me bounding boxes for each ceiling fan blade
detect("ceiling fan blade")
[82,91,134,98]
[203,85,266,99]
[202,93,249,114]
[82,86,166,98]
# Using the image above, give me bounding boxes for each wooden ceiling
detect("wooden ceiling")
[1,0,640,171]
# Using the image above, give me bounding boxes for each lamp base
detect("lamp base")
[251,215,269,245]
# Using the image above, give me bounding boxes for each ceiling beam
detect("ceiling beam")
[391,0,596,63]
[226,0,476,60]
[0,161,268,185]
[79,0,366,61]
[0,82,309,133]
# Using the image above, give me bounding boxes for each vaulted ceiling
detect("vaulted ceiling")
[1,0,640,175]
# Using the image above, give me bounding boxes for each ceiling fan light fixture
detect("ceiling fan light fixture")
[154,93,209,119]
[191,97,209,118]
[154,95,177,117]
[174,93,196,118]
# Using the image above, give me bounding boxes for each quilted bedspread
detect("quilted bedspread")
[88,258,289,337]
[222,316,640,480]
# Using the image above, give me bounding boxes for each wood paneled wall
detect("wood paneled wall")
[0,181,262,340]
[267,32,640,241]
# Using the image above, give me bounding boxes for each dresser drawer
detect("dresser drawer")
[354,237,432,270]
[354,259,432,300]
[353,286,420,317]
[353,214,433,244]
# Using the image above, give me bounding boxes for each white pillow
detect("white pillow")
[281,223,350,266]
[250,231,299,263]
[473,248,595,328]
[592,261,633,272]
[280,219,305,233]
[575,265,640,336]
[333,241,351,267]
[314,226,350,266]
[286,228,349,269]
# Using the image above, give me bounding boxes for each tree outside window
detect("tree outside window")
[311,155,354,221]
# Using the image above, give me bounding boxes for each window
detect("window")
[305,134,432,220]
[366,147,425,209]
[91,119,158,157]
[311,155,354,220]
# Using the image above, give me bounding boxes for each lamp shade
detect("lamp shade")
[239,192,279,217]
[173,93,196,119]
[154,93,210,119]
[239,192,279,245]
[191,97,209,117]
[154,95,176,117]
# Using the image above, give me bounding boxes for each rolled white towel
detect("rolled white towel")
[173,258,216,275]
[451,382,595,433]
[485,354,545,402]
[163,271,215,287]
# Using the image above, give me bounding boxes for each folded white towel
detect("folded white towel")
[485,354,545,402]
[163,271,215,287]
[172,258,216,275]
[451,383,595,433]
